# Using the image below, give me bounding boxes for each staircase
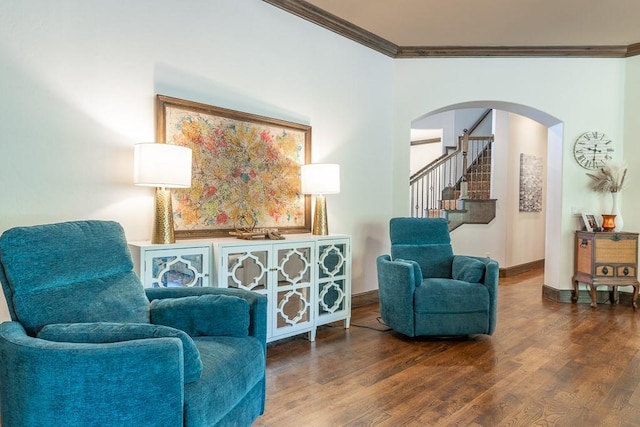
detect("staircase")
[457,143,492,199]
[410,131,496,230]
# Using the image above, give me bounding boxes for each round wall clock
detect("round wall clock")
[573,131,614,170]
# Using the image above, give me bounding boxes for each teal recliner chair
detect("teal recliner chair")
[0,220,267,427]
[376,217,499,337]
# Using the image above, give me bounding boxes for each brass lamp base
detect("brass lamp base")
[312,195,329,235]
[152,187,176,244]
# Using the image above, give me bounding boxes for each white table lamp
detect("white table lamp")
[134,143,192,244]
[301,163,340,235]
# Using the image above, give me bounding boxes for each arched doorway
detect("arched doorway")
[411,101,563,290]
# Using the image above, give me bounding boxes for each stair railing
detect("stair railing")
[462,133,494,200]
[410,131,494,218]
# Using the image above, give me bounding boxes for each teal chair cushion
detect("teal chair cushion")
[185,336,265,425]
[37,322,203,383]
[392,244,453,278]
[415,278,490,314]
[389,217,451,244]
[390,218,454,278]
[0,221,150,335]
[452,256,486,283]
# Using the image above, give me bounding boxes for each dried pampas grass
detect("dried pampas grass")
[586,161,627,193]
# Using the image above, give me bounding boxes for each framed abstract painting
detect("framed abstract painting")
[156,95,311,238]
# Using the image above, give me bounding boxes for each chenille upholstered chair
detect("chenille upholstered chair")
[376,217,499,337]
[0,220,267,427]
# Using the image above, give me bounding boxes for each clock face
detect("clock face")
[573,131,614,170]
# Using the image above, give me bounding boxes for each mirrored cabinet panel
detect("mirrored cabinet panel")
[129,243,211,288]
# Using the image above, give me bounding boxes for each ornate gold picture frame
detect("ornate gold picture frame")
[156,95,311,238]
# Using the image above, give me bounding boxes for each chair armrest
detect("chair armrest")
[376,255,422,337]
[150,294,250,337]
[453,255,499,334]
[145,287,267,352]
[480,258,499,334]
[0,321,183,427]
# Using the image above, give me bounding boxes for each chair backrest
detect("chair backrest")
[0,220,150,335]
[389,217,453,278]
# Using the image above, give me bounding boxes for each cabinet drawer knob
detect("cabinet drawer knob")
[624,267,630,276]
[602,266,609,275]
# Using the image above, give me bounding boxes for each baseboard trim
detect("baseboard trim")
[542,284,636,306]
[500,259,545,278]
[352,290,379,308]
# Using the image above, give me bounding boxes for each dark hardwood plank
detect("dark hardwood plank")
[255,268,640,426]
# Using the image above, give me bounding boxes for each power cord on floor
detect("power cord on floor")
[350,316,392,332]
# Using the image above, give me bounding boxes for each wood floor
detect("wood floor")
[254,268,640,426]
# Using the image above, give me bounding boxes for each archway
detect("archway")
[411,101,563,290]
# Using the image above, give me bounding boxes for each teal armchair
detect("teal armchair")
[0,220,267,427]
[376,218,498,337]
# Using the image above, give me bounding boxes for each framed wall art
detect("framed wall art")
[519,153,543,212]
[156,95,311,238]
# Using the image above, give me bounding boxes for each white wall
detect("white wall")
[623,57,640,236]
[409,140,442,176]
[505,114,547,266]
[0,0,395,320]
[392,58,627,291]
[412,108,489,148]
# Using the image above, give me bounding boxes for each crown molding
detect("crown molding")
[627,43,640,57]
[263,0,640,58]
[397,45,630,58]
[262,0,399,57]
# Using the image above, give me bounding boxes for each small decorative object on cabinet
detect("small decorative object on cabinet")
[600,214,616,232]
[128,241,211,287]
[572,231,639,309]
[580,213,599,232]
[585,160,627,232]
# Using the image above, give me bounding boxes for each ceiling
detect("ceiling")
[263,0,640,57]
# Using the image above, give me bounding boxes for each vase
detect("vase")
[601,214,616,232]
[611,191,623,232]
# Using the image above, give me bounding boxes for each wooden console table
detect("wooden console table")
[572,231,640,309]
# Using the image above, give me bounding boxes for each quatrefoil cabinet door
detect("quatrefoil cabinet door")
[218,241,315,341]
[316,238,351,327]
[272,243,315,339]
[219,245,271,335]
